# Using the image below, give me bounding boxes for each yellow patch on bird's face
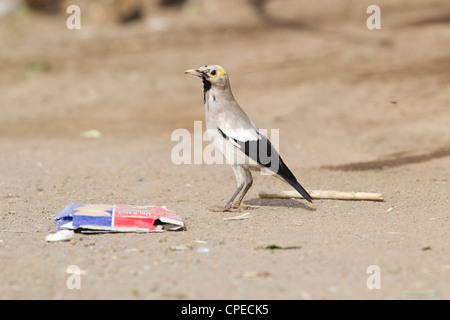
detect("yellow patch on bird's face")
[209,67,226,79]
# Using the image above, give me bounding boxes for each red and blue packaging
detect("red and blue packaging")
[55,203,184,232]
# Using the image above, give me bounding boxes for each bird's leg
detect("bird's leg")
[220,164,245,211]
[207,165,246,212]
[232,168,253,208]
[223,181,245,211]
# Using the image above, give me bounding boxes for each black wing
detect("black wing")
[218,128,313,203]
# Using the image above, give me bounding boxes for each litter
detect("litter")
[48,203,184,240]
[46,229,75,242]
[81,129,102,139]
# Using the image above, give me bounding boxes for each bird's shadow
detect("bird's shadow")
[243,197,316,211]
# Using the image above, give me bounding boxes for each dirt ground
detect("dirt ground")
[1,0,449,300]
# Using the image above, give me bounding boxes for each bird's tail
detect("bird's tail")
[284,176,313,203]
[276,157,313,203]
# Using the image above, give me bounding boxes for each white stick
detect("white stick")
[223,212,251,221]
[259,190,385,201]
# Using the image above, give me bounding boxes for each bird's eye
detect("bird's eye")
[210,70,217,75]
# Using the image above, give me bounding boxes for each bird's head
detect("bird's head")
[185,65,228,88]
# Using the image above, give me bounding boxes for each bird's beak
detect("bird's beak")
[184,69,203,77]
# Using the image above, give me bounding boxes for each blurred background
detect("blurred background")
[1,0,450,169]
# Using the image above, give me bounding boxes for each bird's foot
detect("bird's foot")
[231,201,254,210]
[207,205,245,212]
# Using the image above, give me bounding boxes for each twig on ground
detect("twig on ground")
[259,190,385,201]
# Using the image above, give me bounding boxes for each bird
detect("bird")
[185,65,312,211]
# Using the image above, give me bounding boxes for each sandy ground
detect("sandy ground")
[0,0,449,300]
